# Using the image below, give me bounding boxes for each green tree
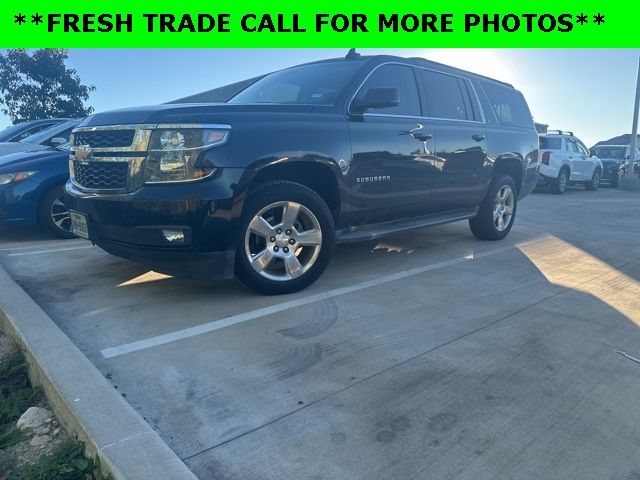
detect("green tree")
[0,49,95,123]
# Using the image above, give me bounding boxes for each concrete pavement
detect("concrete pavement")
[2,187,640,479]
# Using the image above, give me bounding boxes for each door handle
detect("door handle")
[413,133,432,142]
[472,134,485,142]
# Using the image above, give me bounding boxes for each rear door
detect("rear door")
[347,64,435,226]
[419,69,488,211]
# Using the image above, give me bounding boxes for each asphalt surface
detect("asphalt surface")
[2,186,640,480]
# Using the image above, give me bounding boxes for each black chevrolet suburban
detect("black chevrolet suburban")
[65,53,539,294]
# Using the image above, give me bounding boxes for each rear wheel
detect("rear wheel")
[585,169,601,191]
[551,168,569,194]
[469,173,517,241]
[235,181,335,295]
[38,184,74,239]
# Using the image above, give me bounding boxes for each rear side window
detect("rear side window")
[481,83,532,128]
[539,136,562,150]
[420,70,475,121]
[354,64,421,116]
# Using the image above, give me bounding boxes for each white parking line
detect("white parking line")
[7,245,94,257]
[0,240,87,253]
[101,236,548,359]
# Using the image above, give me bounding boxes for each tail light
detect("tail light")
[541,151,551,165]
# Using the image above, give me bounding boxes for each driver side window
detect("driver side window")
[354,65,421,117]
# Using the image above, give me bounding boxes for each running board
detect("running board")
[336,208,478,244]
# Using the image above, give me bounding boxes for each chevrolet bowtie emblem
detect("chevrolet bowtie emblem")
[75,146,92,160]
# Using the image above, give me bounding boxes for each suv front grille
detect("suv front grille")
[73,130,135,149]
[73,161,129,190]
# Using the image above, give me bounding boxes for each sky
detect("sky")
[1,48,639,147]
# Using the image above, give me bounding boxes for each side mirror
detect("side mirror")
[51,137,68,145]
[590,150,597,157]
[351,88,400,113]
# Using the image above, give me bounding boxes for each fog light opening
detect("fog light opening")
[162,229,185,243]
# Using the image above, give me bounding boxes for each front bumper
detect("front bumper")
[0,179,40,226]
[601,163,623,183]
[64,169,244,279]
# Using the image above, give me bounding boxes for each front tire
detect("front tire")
[585,169,601,191]
[235,181,335,295]
[469,174,517,241]
[551,168,569,194]
[38,184,75,239]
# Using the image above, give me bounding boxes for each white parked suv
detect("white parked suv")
[537,131,603,194]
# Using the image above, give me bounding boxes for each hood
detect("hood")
[0,142,49,157]
[601,157,626,166]
[79,103,316,127]
[0,149,68,172]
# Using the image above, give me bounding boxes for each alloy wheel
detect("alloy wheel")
[493,185,514,232]
[244,201,322,281]
[558,171,568,192]
[50,195,71,233]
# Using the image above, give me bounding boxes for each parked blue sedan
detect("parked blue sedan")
[0,146,72,238]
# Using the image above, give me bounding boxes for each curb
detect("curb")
[0,260,198,480]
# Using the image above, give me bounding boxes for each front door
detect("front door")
[347,64,435,226]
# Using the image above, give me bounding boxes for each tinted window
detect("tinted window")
[421,70,473,121]
[565,139,577,153]
[539,136,562,150]
[482,83,532,128]
[229,61,364,105]
[353,64,420,116]
[591,146,626,159]
[11,123,58,141]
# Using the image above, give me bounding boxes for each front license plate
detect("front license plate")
[70,211,90,239]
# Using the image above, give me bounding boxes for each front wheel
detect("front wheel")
[469,174,517,241]
[235,181,335,295]
[38,184,75,239]
[585,169,601,191]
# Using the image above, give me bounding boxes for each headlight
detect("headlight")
[143,125,230,184]
[0,171,37,185]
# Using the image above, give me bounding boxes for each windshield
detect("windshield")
[228,61,365,105]
[592,146,626,159]
[19,121,76,144]
[0,122,34,140]
[539,136,562,150]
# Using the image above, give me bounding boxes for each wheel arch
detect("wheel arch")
[36,177,69,224]
[493,154,525,194]
[239,157,344,227]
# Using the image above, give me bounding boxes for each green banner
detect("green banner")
[1,0,634,47]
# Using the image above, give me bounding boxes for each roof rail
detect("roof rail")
[547,129,574,137]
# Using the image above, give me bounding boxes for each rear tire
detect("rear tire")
[469,174,517,241]
[38,184,75,239]
[585,169,601,191]
[551,168,569,194]
[235,181,335,295]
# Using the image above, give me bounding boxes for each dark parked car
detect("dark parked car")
[65,53,539,294]
[0,146,72,238]
[590,144,640,187]
[0,118,74,143]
